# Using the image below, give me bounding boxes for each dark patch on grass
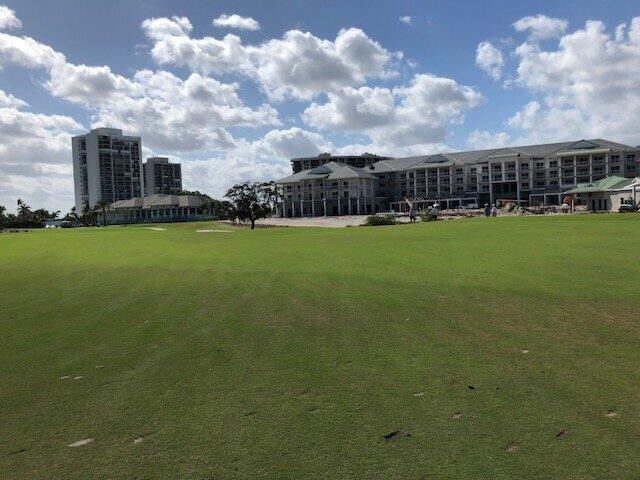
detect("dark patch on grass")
[556,430,568,439]
[467,385,476,390]
[384,430,411,441]
[9,448,27,455]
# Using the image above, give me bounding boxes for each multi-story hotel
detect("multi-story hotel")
[72,128,143,212]
[276,139,640,216]
[143,157,182,195]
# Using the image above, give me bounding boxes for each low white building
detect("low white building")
[565,176,640,211]
[103,194,208,224]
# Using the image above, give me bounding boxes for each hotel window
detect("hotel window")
[610,155,619,161]
[549,160,558,168]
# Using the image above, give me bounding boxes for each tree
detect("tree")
[202,197,234,220]
[0,204,6,232]
[80,202,97,226]
[64,206,80,226]
[94,200,111,226]
[225,181,278,229]
[16,198,31,219]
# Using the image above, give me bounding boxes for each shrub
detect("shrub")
[364,214,396,226]
[420,210,438,222]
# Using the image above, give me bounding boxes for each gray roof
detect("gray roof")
[110,194,205,210]
[291,152,391,161]
[372,139,639,172]
[277,161,376,183]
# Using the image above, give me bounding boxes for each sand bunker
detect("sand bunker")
[196,229,232,233]
[144,227,166,231]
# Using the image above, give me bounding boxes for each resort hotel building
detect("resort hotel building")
[275,139,640,216]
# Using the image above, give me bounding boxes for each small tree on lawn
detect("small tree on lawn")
[225,181,277,229]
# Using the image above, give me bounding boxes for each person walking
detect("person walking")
[491,204,498,217]
[409,207,416,223]
[484,203,491,217]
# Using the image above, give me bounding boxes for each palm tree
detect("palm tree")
[94,200,111,226]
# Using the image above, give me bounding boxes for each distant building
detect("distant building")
[565,176,640,211]
[276,139,640,216]
[103,194,207,224]
[276,162,377,217]
[143,157,182,195]
[291,152,392,173]
[72,128,143,212]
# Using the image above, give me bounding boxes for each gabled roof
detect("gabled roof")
[110,194,205,209]
[277,161,376,183]
[564,176,635,194]
[367,139,639,173]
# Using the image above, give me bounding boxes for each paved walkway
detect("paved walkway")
[256,215,417,228]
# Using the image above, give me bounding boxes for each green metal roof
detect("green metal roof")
[564,176,634,194]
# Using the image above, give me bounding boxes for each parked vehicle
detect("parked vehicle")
[618,202,638,213]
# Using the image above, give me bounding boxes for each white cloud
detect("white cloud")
[91,70,280,152]
[513,14,568,40]
[0,91,84,211]
[141,20,397,100]
[0,89,28,108]
[507,18,640,144]
[303,73,483,147]
[399,16,412,25]
[0,5,20,30]
[0,32,65,68]
[140,16,193,40]
[475,41,504,80]
[467,130,511,149]
[213,14,260,31]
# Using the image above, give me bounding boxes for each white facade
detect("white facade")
[72,128,143,212]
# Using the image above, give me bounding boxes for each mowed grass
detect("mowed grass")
[1,215,639,479]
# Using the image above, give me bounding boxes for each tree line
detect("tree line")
[1,181,279,231]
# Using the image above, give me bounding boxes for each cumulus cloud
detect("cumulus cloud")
[475,41,504,80]
[513,14,568,40]
[0,89,28,108]
[0,90,84,211]
[141,19,396,100]
[213,14,260,31]
[0,5,20,30]
[467,130,511,149]
[507,18,640,143]
[303,73,483,147]
[0,28,280,152]
[399,16,412,25]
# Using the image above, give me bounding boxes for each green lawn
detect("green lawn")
[1,215,639,479]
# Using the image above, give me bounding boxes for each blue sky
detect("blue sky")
[1,0,639,211]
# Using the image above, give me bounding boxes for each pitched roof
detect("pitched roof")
[277,161,376,183]
[110,194,205,209]
[371,139,639,173]
[564,176,635,194]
